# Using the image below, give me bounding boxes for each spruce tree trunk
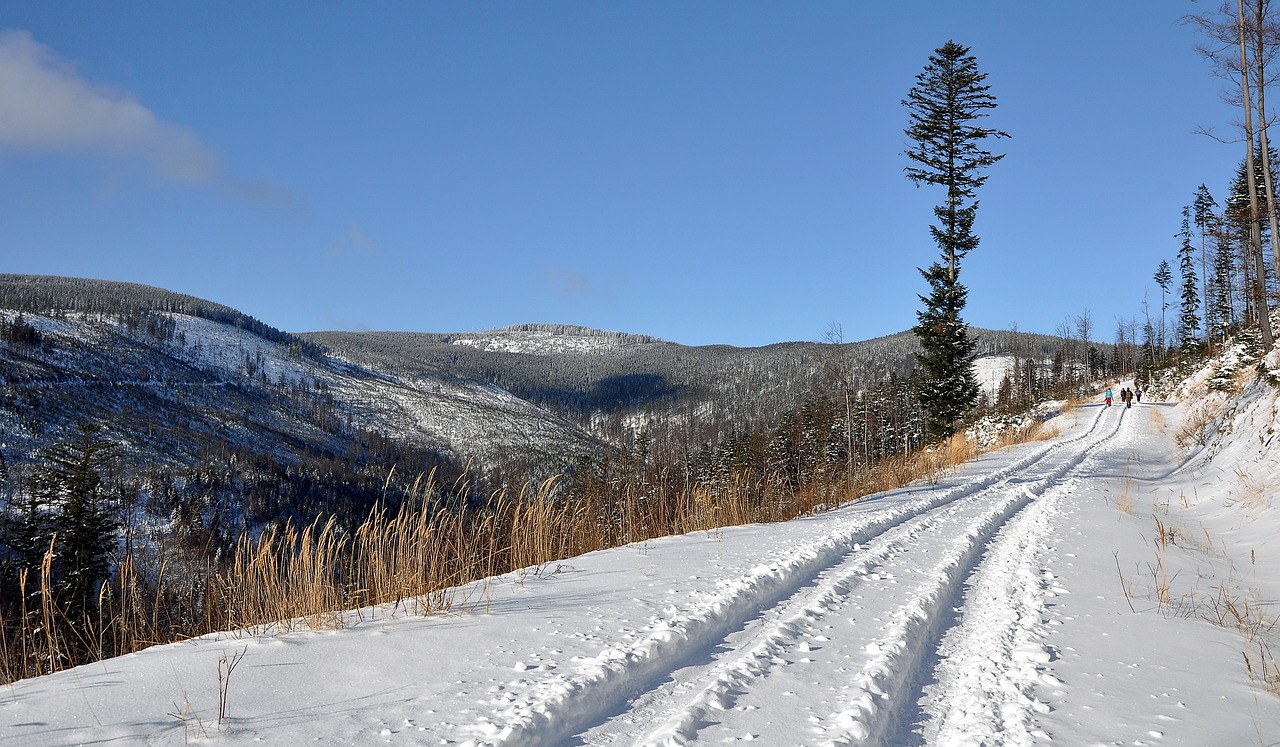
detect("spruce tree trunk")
[1239,0,1275,348]
[1252,0,1280,344]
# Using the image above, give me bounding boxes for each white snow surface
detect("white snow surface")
[973,354,1015,399]
[450,328,648,355]
[4,367,1280,745]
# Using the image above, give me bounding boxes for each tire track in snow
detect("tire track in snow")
[631,406,1126,746]
[628,496,988,747]
[918,406,1133,746]
[815,406,1126,746]
[916,479,1070,746]
[456,406,1118,746]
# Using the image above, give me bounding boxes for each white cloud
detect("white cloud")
[0,29,217,184]
[539,265,630,300]
[540,265,591,298]
[327,220,379,259]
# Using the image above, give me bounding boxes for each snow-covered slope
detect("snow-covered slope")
[0,309,603,478]
[3,357,1278,745]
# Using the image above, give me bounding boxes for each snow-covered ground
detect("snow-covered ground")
[3,362,1279,745]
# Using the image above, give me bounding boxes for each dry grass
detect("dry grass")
[1149,404,1166,433]
[1058,401,1081,430]
[1204,582,1280,697]
[1024,422,1059,444]
[1245,641,1280,698]
[1203,583,1278,639]
[944,432,979,467]
[1175,401,1221,449]
[1114,461,1138,516]
[0,413,1055,685]
[1142,515,1174,607]
[1120,505,1280,700]
[217,646,247,728]
[1233,468,1272,511]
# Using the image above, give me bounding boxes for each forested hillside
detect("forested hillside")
[0,274,325,360]
[0,278,610,537]
[0,274,1129,685]
[304,324,1075,448]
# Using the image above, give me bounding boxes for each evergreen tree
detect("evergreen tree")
[1224,145,1280,333]
[4,475,54,580]
[902,41,1008,440]
[1192,185,1218,340]
[1138,317,1158,387]
[1187,0,1280,350]
[1213,233,1237,343]
[1153,260,1173,353]
[25,425,119,618]
[1177,207,1202,352]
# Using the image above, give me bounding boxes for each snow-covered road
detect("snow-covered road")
[3,389,1279,746]
[486,405,1122,746]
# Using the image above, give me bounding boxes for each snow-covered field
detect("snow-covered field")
[2,363,1279,745]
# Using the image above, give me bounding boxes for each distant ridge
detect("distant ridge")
[0,274,325,358]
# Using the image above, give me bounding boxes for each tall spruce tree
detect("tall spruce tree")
[1177,207,1202,351]
[1154,259,1173,352]
[1192,184,1218,340]
[1213,232,1237,343]
[902,41,1008,440]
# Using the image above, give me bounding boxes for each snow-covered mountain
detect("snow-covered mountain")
[0,277,610,534]
[1,306,603,470]
[3,336,1278,745]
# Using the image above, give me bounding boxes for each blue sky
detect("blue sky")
[0,2,1240,347]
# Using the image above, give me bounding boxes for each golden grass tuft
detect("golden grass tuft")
[1149,404,1165,433]
[1115,478,1136,516]
[1233,468,1272,511]
[1175,401,1221,449]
